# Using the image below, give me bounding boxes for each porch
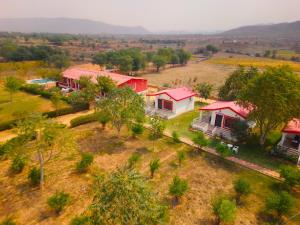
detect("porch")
[277,133,300,159]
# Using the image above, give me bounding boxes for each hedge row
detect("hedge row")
[21,84,54,99]
[70,113,99,128]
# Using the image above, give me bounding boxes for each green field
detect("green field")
[0,86,67,122]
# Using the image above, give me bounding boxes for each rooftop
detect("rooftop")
[282,118,300,134]
[147,87,197,101]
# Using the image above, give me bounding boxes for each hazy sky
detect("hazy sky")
[1,0,300,32]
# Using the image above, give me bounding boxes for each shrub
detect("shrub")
[172,131,180,143]
[76,153,94,173]
[127,153,141,169]
[28,167,40,186]
[233,178,251,204]
[212,195,236,225]
[149,158,160,178]
[98,111,110,130]
[69,215,91,225]
[231,120,249,143]
[216,143,232,158]
[0,218,17,225]
[11,155,26,173]
[169,176,188,205]
[177,150,186,166]
[192,132,208,151]
[70,113,98,128]
[265,191,294,221]
[47,191,70,214]
[279,165,300,190]
[131,123,144,137]
[45,103,89,118]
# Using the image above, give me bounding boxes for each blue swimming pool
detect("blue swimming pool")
[28,78,54,84]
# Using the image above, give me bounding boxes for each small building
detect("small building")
[191,101,254,141]
[58,68,148,94]
[146,87,196,119]
[277,118,300,164]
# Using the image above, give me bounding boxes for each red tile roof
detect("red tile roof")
[200,101,250,118]
[62,68,145,86]
[282,119,300,134]
[147,87,197,101]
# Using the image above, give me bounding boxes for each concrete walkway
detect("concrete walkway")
[162,129,281,180]
[0,109,94,143]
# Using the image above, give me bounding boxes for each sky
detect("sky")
[0,0,300,32]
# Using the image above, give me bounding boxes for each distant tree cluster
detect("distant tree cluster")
[139,38,185,46]
[0,41,70,68]
[92,47,191,73]
[195,44,219,56]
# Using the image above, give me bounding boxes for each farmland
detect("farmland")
[1,122,299,225]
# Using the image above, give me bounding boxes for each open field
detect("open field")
[208,56,300,72]
[142,60,234,94]
[0,86,67,121]
[277,50,300,59]
[1,122,299,225]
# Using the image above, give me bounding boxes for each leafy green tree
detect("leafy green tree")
[97,88,145,135]
[76,153,94,173]
[212,195,237,225]
[169,176,188,205]
[97,111,110,130]
[92,53,107,66]
[47,191,70,215]
[171,54,179,66]
[4,76,23,102]
[96,76,116,97]
[131,123,144,138]
[77,76,97,106]
[90,168,168,225]
[177,150,186,166]
[239,66,300,145]
[206,45,219,53]
[215,143,232,158]
[279,165,300,190]
[149,158,160,178]
[149,116,166,150]
[192,132,208,152]
[176,49,191,65]
[195,82,213,99]
[119,55,133,73]
[265,191,294,222]
[152,55,167,72]
[219,66,258,100]
[11,155,26,173]
[16,114,77,188]
[48,53,70,69]
[233,178,251,204]
[231,120,249,143]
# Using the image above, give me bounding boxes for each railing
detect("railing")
[212,126,235,141]
[145,106,175,119]
[277,144,300,156]
[191,118,209,132]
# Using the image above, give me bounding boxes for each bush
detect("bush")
[216,143,232,158]
[70,113,98,128]
[69,215,91,225]
[279,165,300,190]
[169,176,188,205]
[0,218,17,225]
[47,191,70,214]
[172,131,180,143]
[76,153,94,173]
[98,111,110,130]
[28,167,40,186]
[131,123,144,137]
[212,195,236,224]
[233,178,251,204]
[177,150,186,166]
[149,158,160,178]
[127,153,141,169]
[45,103,89,118]
[192,132,208,151]
[11,155,26,173]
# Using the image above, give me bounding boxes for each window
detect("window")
[224,117,237,129]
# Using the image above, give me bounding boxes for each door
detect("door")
[163,100,173,111]
[157,99,163,109]
[215,114,223,127]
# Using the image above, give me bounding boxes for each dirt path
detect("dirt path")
[0,109,94,143]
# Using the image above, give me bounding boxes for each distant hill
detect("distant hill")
[221,21,300,39]
[0,17,150,35]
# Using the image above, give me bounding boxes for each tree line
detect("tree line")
[92,47,191,73]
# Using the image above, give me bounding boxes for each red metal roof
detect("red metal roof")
[200,101,250,118]
[147,87,197,101]
[282,119,300,134]
[62,68,146,86]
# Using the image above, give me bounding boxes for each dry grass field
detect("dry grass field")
[1,122,299,225]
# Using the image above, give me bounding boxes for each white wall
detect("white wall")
[210,108,245,126]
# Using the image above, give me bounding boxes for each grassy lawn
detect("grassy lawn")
[1,122,299,224]
[0,86,68,121]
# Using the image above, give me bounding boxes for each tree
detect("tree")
[176,49,191,65]
[212,195,237,225]
[48,53,70,69]
[152,55,166,72]
[4,76,23,102]
[177,150,186,166]
[149,158,160,178]
[265,191,294,222]
[92,53,107,66]
[231,120,249,143]
[15,114,77,189]
[206,45,219,54]
[77,76,97,107]
[192,132,208,152]
[239,66,300,145]
[195,82,213,99]
[169,176,188,205]
[97,87,145,135]
[131,123,144,138]
[170,54,179,66]
[50,92,62,114]
[47,191,70,215]
[149,116,166,150]
[90,168,168,225]
[97,111,110,130]
[96,76,116,97]
[119,55,133,73]
[233,178,251,204]
[279,165,300,190]
[218,66,258,101]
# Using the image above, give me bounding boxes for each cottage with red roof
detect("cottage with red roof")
[146,87,197,119]
[58,68,148,94]
[277,118,300,163]
[191,101,254,141]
